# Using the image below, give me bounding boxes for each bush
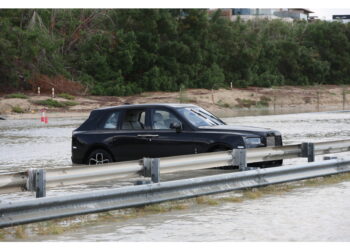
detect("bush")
[57,93,75,100]
[5,93,28,99]
[33,99,78,107]
[12,106,25,113]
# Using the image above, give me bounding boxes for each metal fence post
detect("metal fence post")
[301,142,315,162]
[143,158,160,183]
[26,169,46,198]
[232,148,247,171]
[35,169,46,198]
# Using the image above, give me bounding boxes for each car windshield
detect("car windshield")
[177,107,226,127]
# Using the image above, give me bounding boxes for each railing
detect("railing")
[1,157,350,228]
[1,140,350,198]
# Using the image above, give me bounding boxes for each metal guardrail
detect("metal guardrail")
[1,157,350,228]
[1,139,350,197]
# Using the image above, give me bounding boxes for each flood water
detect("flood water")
[1,110,350,241]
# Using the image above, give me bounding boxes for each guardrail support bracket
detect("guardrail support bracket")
[232,149,247,171]
[301,142,315,162]
[35,169,46,198]
[143,158,160,183]
[27,169,46,198]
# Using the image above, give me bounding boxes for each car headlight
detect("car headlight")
[245,137,262,146]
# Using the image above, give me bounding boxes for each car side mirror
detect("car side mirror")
[170,122,182,133]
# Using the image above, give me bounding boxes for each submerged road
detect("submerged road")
[1,110,350,241]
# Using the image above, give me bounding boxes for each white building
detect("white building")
[333,15,350,23]
[209,8,314,22]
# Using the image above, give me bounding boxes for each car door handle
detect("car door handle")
[137,134,159,138]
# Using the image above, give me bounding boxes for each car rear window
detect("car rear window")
[103,111,120,129]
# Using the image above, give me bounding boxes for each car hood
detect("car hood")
[198,125,281,136]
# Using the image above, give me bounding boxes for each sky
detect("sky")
[310,8,350,20]
[2,0,350,21]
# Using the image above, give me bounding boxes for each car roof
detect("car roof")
[94,103,199,112]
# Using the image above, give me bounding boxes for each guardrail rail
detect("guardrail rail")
[1,139,350,228]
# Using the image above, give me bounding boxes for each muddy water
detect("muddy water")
[0,118,86,172]
[1,110,350,241]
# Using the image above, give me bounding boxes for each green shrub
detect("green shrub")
[57,93,75,100]
[63,101,78,106]
[12,106,25,113]
[217,99,231,108]
[5,93,28,99]
[235,98,256,108]
[34,99,78,108]
[256,96,270,107]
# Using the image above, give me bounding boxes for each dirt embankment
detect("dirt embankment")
[0,85,349,119]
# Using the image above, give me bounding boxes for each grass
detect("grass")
[15,226,27,239]
[217,99,231,108]
[5,93,28,99]
[256,96,271,107]
[0,231,4,240]
[178,87,196,103]
[11,106,25,113]
[195,196,220,205]
[235,98,256,108]
[235,96,270,108]
[57,93,75,100]
[33,99,78,108]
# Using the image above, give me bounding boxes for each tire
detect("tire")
[86,149,113,165]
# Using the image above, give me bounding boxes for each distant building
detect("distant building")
[308,16,320,22]
[209,8,313,22]
[332,15,350,23]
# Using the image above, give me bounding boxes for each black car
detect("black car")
[72,103,282,166]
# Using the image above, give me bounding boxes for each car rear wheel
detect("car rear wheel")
[86,149,113,165]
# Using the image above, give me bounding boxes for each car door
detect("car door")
[146,108,199,158]
[108,108,153,161]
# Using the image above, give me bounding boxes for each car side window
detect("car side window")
[152,109,180,130]
[103,111,120,129]
[121,109,146,130]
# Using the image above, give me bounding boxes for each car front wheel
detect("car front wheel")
[86,149,113,165]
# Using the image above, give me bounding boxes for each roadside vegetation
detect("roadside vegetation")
[5,93,28,99]
[0,9,349,97]
[11,106,25,113]
[57,93,75,100]
[33,99,78,108]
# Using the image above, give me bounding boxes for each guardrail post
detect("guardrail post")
[301,142,315,162]
[27,169,46,198]
[232,149,247,171]
[35,169,46,198]
[143,158,160,183]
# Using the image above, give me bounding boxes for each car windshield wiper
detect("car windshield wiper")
[197,110,224,125]
[190,109,217,126]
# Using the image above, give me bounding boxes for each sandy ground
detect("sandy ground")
[0,85,349,119]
